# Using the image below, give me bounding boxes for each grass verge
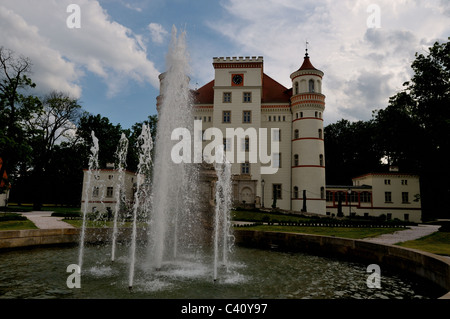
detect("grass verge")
[238,225,406,239]
[396,232,450,256]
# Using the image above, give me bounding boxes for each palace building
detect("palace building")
[188,52,326,215]
[81,52,422,223]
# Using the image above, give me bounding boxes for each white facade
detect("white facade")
[326,173,422,222]
[188,54,327,214]
[80,168,136,215]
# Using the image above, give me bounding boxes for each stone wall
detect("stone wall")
[234,230,450,299]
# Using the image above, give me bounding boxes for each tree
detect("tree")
[373,38,450,219]
[0,47,41,192]
[75,113,124,169]
[324,119,384,185]
[25,91,82,209]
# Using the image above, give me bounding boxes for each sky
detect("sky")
[0,0,449,129]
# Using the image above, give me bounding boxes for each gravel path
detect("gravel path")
[20,211,75,229]
[362,224,440,245]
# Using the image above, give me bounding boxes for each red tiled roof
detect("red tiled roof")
[192,74,291,105]
[262,73,291,103]
[192,80,214,104]
[298,56,317,71]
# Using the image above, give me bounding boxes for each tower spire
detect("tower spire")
[305,40,309,57]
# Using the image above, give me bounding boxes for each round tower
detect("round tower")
[290,50,326,215]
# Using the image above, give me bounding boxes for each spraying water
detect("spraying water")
[78,131,99,271]
[213,147,233,281]
[111,133,129,262]
[147,26,200,270]
[129,124,153,288]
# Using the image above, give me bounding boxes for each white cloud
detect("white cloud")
[206,0,450,124]
[148,23,169,44]
[0,0,161,99]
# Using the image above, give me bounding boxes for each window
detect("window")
[93,186,99,197]
[404,214,409,221]
[295,82,299,94]
[223,111,231,123]
[278,116,281,121]
[384,179,391,185]
[401,179,408,185]
[315,111,318,118]
[106,187,114,198]
[273,153,281,168]
[402,192,409,203]
[387,213,392,220]
[268,116,271,122]
[243,111,251,123]
[296,113,299,119]
[294,129,299,139]
[243,138,250,152]
[326,191,333,202]
[309,79,315,92]
[321,187,325,199]
[273,184,282,199]
[319,154,324,166]
[208,116,212,122]
[294,154,299,166]
[300,112,303,118]
[108,175,114,180]
[243,92,252,103]
[223,138,231,151]
[283,116,286,121]
[318,129,323,139]
[385,191,392,203]
[293,186,299,199]
[273,129,281,142]
[360,192,372,203]
[241,162,250,174]
[223,92,231,103]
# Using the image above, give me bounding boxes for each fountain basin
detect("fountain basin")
[0,228,449,298]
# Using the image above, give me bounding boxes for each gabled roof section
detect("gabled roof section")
[262,73,291,103]
[192,74,291,105]
[192,80,214,104]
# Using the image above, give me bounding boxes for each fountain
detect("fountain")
[129,123,153,289]
[78,130,99,272]
[213,146,234,281]
[0,25,446,301]
[111,133,129,262]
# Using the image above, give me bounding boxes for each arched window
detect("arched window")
[294,129,299,139]
[319,154,324,166]
[294,154,299,166]
[295,82,299,95]
[320,187,325,199]
[294,186,299,199]
[318,129,323,139]
[309,79,315,92]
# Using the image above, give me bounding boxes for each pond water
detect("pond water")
[0,244,443,299]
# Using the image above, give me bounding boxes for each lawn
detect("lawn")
[397,232,450,256]
[239,225,406,239]
[0,219,38,231]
